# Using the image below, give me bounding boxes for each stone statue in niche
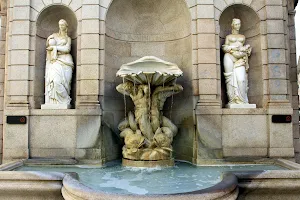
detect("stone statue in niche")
[41,19,74,109]
[222,18,256,108]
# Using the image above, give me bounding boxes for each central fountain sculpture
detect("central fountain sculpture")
[116,56,183,167]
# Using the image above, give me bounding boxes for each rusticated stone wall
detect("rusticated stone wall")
[0,0,6,164]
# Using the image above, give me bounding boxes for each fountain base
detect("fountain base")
[122,158,174,168]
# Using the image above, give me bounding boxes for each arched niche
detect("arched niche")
[219,4,263,108]
[104,0,192,138]
[34,5,78,108]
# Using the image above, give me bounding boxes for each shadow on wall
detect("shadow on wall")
[219,4,263,108]
[34,5,78,109]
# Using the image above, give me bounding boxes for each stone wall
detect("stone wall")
[287,1,300,163]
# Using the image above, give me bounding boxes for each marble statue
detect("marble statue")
[222,18,255,108]
[42,19,74,109]
[116,56,183,161]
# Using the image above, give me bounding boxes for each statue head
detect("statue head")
[58,19,68,34]
[154,132,171,148]
[116,81,135,96]
[231,18,241,32]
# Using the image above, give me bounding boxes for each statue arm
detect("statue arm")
[116,83,132,96]
[222,36,241,53]
[222,37,232,53]
[46,34,55,47]
[56,37,71,53]
[153,84,183,110]
[232,51,246,59]
[153,84,183,95]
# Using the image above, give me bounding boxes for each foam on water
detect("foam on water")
[124,166,163,172]
[99,170,148,195]
[15,161,284,195]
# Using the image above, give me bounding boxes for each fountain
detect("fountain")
[116,56,183,167]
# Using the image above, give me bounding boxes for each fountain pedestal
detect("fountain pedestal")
[116,56,183,167]
[122,158,175,168]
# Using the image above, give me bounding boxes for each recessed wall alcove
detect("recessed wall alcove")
[219,5,263,108]
[104,0,194,161]
[34,5,78,108]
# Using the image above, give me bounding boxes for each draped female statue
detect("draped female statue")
[42,19,74,109]
[222,18,255,108]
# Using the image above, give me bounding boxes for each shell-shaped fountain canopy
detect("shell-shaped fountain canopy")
[116,56,183,86]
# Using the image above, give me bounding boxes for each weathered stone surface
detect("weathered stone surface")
[79,80,99,95]
[0,171,64,199]
[80,65,100,80]
[222,115,268,148]
[197,115,222,149]
[8,81,29,96]
[197,19,215,33]
[267,34,285,49]
[82,5,100,19]
[223,147,268,157]
[197,34,216,48]
[8,66,29,80]
[81,34,99,49]
[269,79,288,94]
[81,20,100,33]
[13,6,30,20]
[81,49,100,64]
[266,6,284,19]
[197,64,217,79]
[197,49,216,63]
[199,79,217,94]
[196,5,214,18]
[30,148,76,158]
[30,116,77,149]
[267,20,285,33]
[269,148,294,157]
[76,115,101,148]
[269,118,293,148]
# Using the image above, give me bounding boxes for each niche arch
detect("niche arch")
[219,4,263,108]
[34,5,78,108]
[104,0,194,161]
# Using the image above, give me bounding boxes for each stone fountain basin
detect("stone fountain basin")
[0,159,300,200]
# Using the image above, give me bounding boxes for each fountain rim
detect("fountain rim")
[1,159,299,200]
[61,169,239,199]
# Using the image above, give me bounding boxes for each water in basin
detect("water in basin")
[15,161,283,195]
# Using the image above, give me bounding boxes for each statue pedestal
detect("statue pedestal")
[41,104,71,109]
[122,158,174,168]
[226,104,256,108]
